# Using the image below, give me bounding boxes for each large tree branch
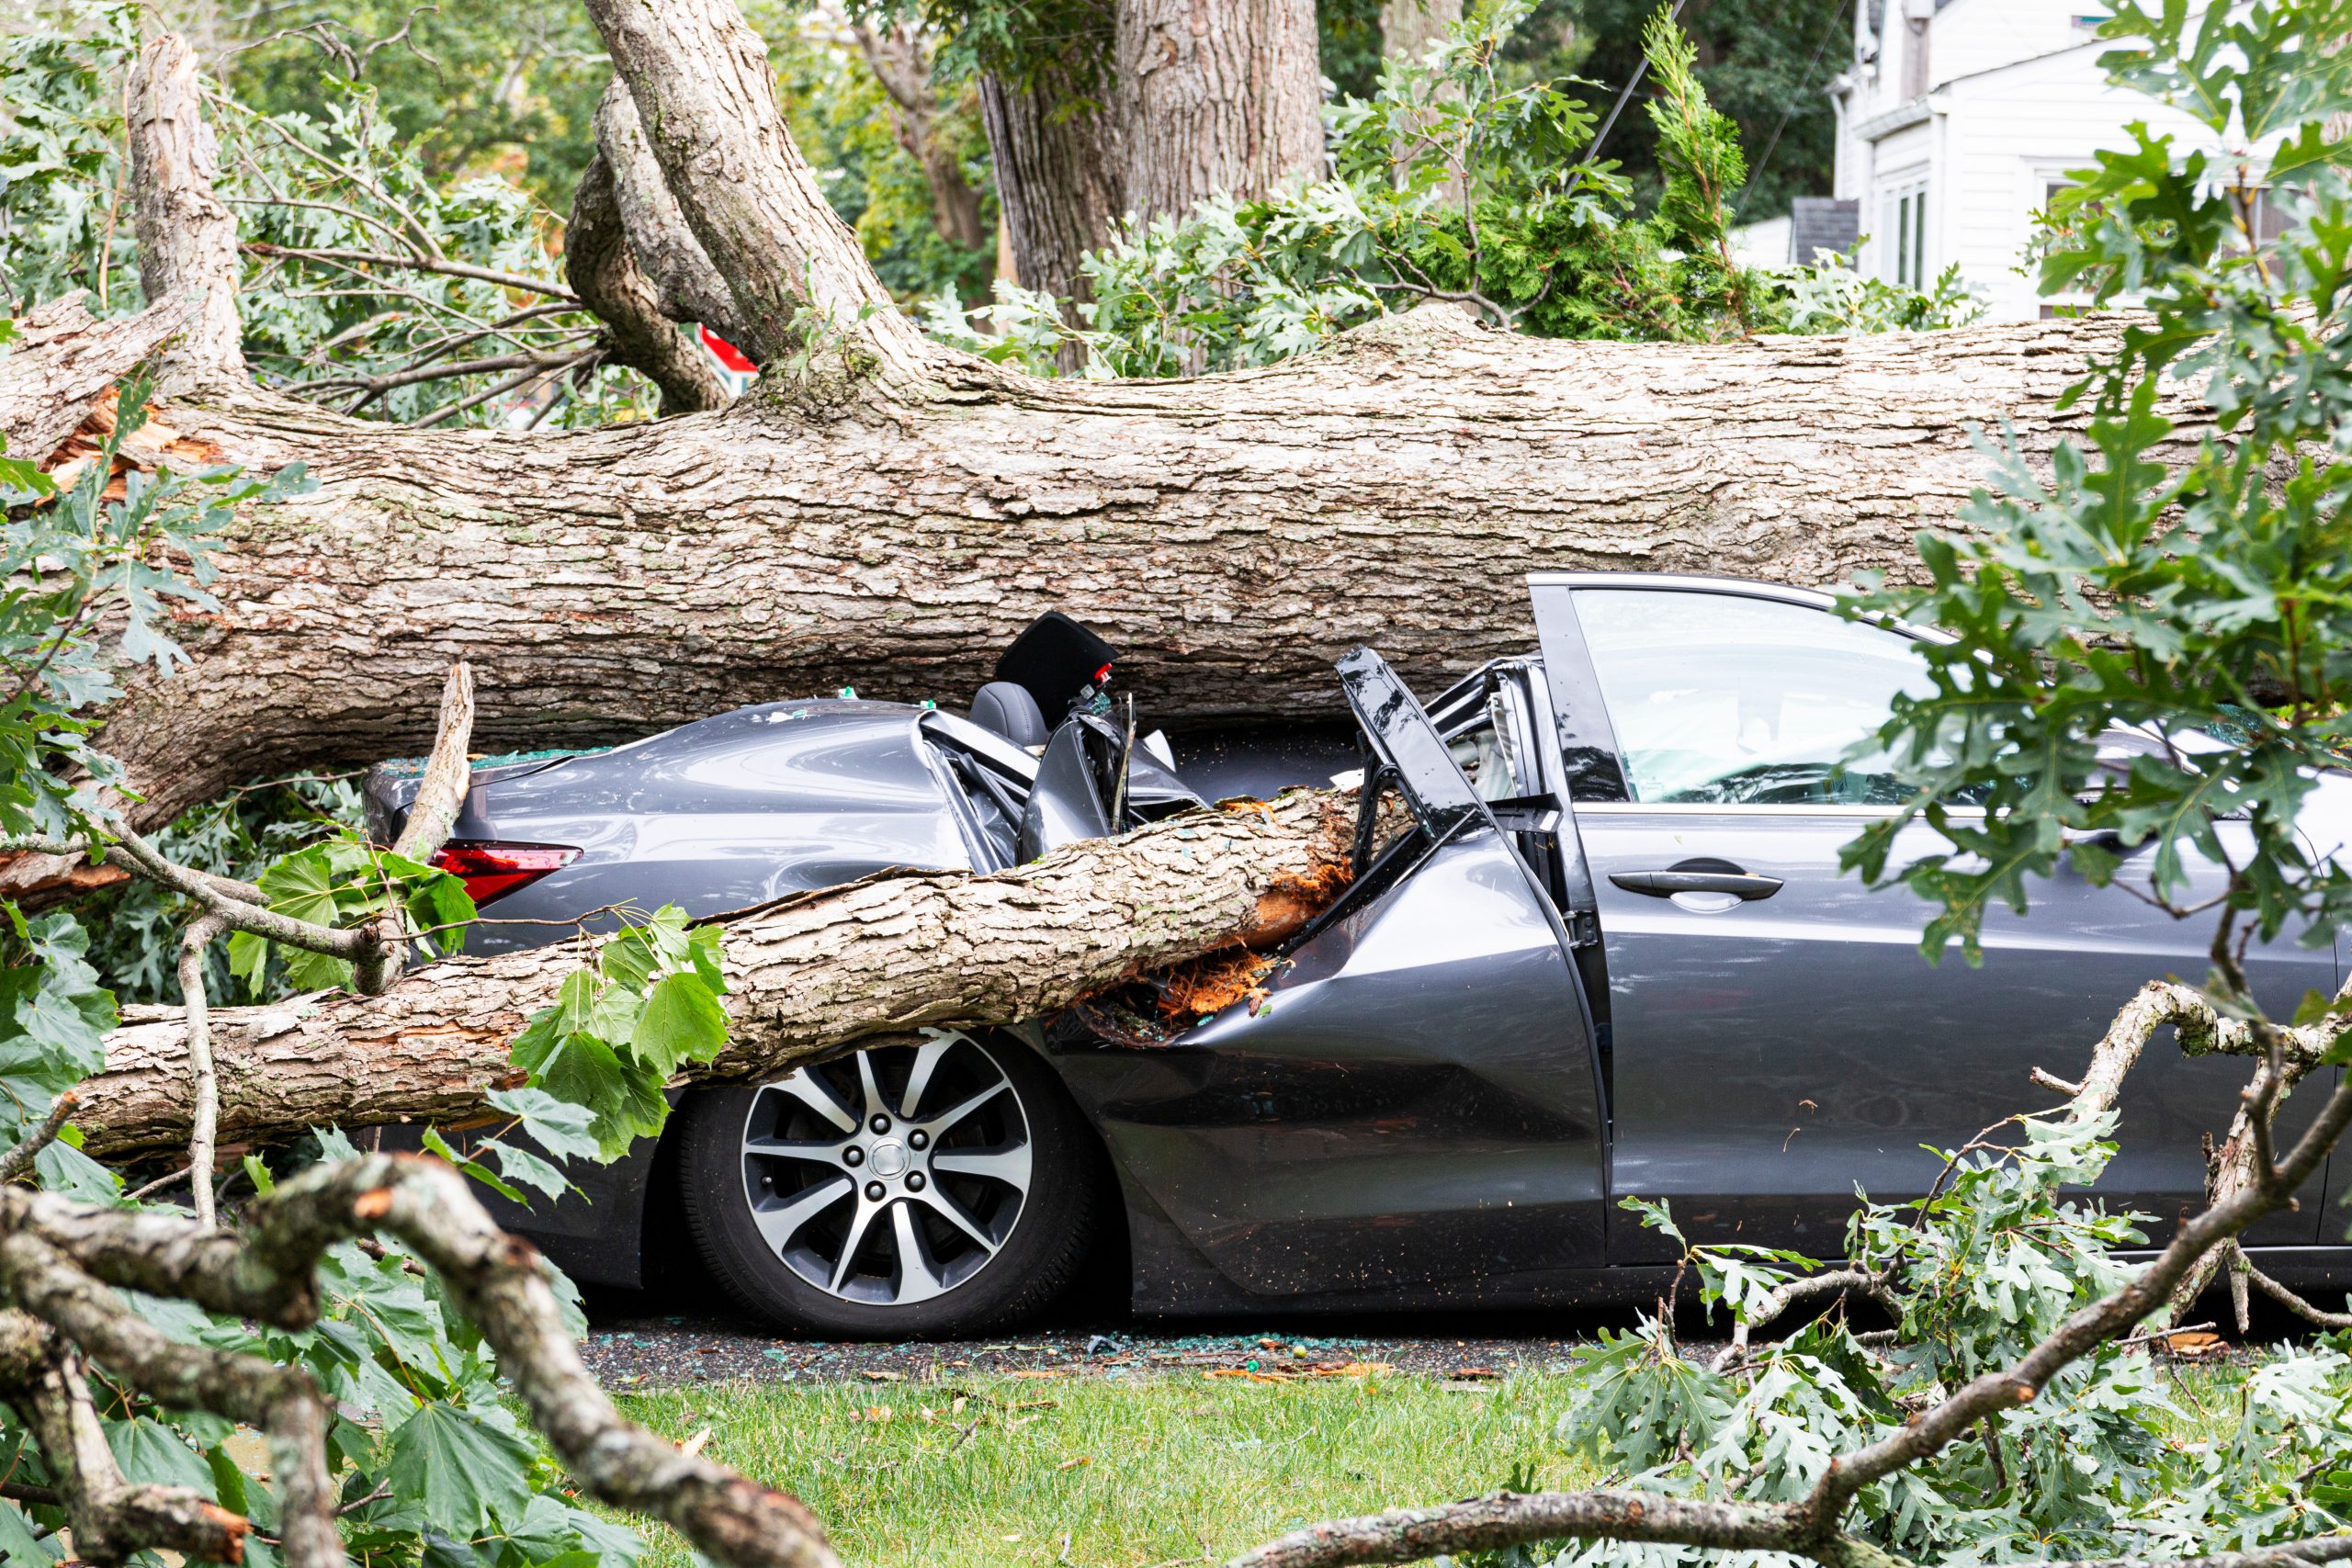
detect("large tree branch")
[74,790,1355,1155]
[21,305,2211,887]
[0,1152,844,1568]
[582,0,946,389]
[0,1311,251,1567]
[564,151,731,414]
[128,35,243,385]
[587,78,755,354]
[0,292,192,463]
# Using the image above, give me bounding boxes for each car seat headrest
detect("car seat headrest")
[969,681,1050,748]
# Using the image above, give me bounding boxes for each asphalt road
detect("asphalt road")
[573,1292,2281,1390]
[576,1292,1665,1390]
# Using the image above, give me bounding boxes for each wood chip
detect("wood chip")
[2163,1330,2229,1358]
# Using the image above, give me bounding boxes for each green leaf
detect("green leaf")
[386,1402,535,1536]
[478,1136,569,1200]
[484,1086,599,1164]
[254,844,340,927]
[0,1498,57,1564]
[510,1029,667,1160]
[629,972,728,1077]
[106,1417,216,1495]
[422,1125,525,1204]
[226,929,270,999]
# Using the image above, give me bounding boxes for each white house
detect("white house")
[1824,0,2224,321]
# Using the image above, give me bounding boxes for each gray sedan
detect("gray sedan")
[369,576,2348,1337]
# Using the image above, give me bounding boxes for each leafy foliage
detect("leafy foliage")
[506,906,731,1158]
[0,6,657,429]
[220,0,612,209]
[923,0,1980,377]
[1839,0,2352,971]
[223,834,477,994]
[759,6,999,304]
[0,358,628,1562]
[80,773,368,1005]
[1543,1116,2330,1568]
[0,374,312,847]
[1504,0,1849,221]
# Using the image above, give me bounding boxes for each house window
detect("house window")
[1882,178,1929,288]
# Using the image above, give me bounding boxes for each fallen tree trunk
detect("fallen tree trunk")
[77,791,1351,1156]
[0,292,190,460]
[48,307,2204,856]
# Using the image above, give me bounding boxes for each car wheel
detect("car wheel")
[676,1030,1101,1337]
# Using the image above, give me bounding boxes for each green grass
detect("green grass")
[611,1369,1598,1568]
[599,1356,2265,1568]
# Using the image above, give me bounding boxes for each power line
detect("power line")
[1579,0,1691,175]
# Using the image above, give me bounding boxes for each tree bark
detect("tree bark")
[584,0,933,383]
[1113,0,1326,228]
[1381,0,1463,64]
[0,292,189,461]
[852,24,989,253]
[978,65,1125,332]
[35,306,2206,865]
[127,34,243,387]
[589,77,756,355]
[77,791,1354,1156]
[564,153,730,414]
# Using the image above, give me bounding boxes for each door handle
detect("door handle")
[1610,866,1784,900]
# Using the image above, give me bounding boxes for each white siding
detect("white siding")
[1939,47,2216,318]
[1930,0,2089,88]
[1830,1,2219,320]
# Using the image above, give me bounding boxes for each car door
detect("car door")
[1528,573,2334,1264]
[1042,649,1612,1303]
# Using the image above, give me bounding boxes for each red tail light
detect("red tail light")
[429,841,580,907]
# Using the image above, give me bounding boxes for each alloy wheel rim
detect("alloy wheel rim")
[738,1031,1034,1306]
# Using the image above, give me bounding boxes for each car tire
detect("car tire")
[675,1030,1102,1338]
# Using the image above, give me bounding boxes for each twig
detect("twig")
[122,1166,193,1203]
[176,912,230,1227]
[409,351,599,427]
[0,1094,78,1185]
[2244,1260,2352,1330]
[243,243,576,301]
[2113,1321,2217,1351]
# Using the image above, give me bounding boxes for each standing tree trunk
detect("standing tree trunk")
[1113,0,1325,228]
[978,64,1125,355]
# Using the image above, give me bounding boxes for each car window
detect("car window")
[1575,589,1937,807]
